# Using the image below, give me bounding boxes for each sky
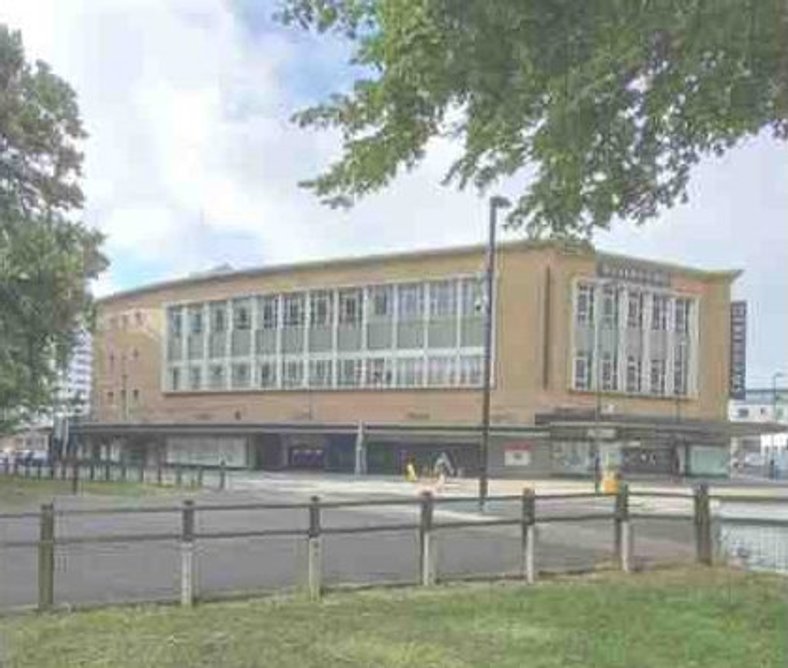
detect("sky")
[1,0,786,387]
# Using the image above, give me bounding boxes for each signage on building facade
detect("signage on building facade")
[729,300,747,400]
[504,443,532,467]
[596,260,672,287]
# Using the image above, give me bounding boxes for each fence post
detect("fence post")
[196,466,204,488]
[121,461,128,482]
[37,503,55,612]
[89,461,95,482]
[4,456,9,475]
[694,483,712,565]
[419,491,435,586]
[615,483,632,572]
[104,462,111,482]
[218,460,226,491]
[156,461,163,486]
[25,461,30,478]
[175,465,183,487]
[36,461,42,479]
[180,500,195,606]
[521,488,536,584]
[307,496,322,601]
[138,463,145,483]
[49,460,55,479]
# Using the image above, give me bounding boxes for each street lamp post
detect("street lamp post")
[479,195,511,511]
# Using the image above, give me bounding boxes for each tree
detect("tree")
[280,0,788,238]
[0,25,106,433]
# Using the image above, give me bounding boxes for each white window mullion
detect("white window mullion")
[303,290,311,389]
[641,292,652,394]
[331,289,339,389]
[665,296,675,396]
[617,288,628,392]
[591,282,600,392]
[689,297,700,396]
[421,281,429,386]
[392,285,399,387]
[275,294,283,389]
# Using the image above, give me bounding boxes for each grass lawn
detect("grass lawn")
[0,477,176,506]
[0,568,785,667]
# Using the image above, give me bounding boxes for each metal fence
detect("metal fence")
[0,458,228,490]
[1,483,786,614]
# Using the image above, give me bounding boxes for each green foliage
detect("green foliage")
[280,0,788,238]
[0,25,107,432]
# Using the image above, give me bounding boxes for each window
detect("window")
[132,389,139,402]
[398,284,423,321]
[397,357,424,387]
[573,352,592,390]
[337,358,362,387]
[283,359,304,388]
[189,367,202,390]
[135,311,143,326]
[210,303,227,332]
[189,307,204,335]
[625,355,641,393]
[260,296,278,330]
[649,358,666,395]
[208,364,225,390]
[429,280,456,319]
[283,294,305,327]
[168,309,182,336]
[626,291,643,328]
[674,298,691,335]
[309,291,332,326]
[339,289,362,325]
[132,348,139,361]
[459,355,483,386]
[600,352,618,391]
[169,367,181,391]
[309,359,333,388]
[600,285,619,329]
[259,360,277,388]
[109,353,115,372]
[427,356,455,386]
[651,295,669,331]
[460,277,484,317]
[368,286,392,319]
[233,300,251,330]
[366,357,393,387]
[107,390,114,404]
[575,283,595,326]
[232,363,251,389]
[737,407,749,418]
[674,341,688,396]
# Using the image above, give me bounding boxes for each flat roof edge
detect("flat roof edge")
[97,240,741,304]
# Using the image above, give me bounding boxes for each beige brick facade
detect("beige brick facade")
[90,241,737,430]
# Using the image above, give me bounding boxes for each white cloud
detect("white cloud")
[1,0,786,383]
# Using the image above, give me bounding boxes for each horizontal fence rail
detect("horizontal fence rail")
[1,483,787,612]
[0,458,231,492]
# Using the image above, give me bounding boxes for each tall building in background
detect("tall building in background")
[76,241,771,477]
[55,330,93,417]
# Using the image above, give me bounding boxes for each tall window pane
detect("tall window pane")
[575,283,595,326]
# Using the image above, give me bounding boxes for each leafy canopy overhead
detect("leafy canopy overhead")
[280,0,788,238]
[1,25,106,432]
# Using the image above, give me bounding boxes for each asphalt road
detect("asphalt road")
[0,475,699,610]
